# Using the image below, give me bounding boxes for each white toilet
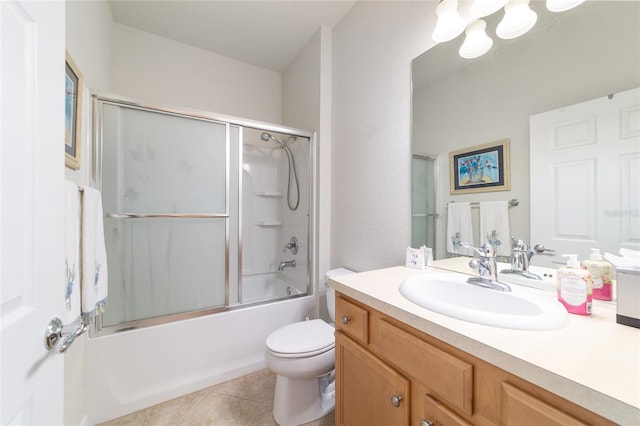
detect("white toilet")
[265,268,354,426]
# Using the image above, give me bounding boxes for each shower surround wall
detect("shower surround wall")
[87,97,314,423]
[241,128,310,302]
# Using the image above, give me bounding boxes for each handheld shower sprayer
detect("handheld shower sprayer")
[260,132,276,144]
[258,132,300,211]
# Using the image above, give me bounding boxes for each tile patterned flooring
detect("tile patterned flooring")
[98,369,335,426]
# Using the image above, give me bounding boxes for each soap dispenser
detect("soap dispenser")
[557,254,592,315]
[582,248,613,301]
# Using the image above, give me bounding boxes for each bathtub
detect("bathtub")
[86,294,314,424]
[241,273,303,304]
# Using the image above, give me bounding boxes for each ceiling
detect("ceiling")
[108,0,357,73]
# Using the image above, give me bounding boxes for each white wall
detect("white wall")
[281,27,334,319]
[64,2,113,425]
[65,0,113,186]
[112,23,283,124]
[331,1,436,272]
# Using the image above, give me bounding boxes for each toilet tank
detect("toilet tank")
[325,268,355,322]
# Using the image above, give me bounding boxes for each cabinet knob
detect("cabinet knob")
[420,420,435,426]
[341,315,351,324]
[390,394,403,407]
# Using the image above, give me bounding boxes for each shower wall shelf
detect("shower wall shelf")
[254,191,282,197]
[255,221,283,226]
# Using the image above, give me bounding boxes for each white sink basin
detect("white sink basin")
[399,273,568,330]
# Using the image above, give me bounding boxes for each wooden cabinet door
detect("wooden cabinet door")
[336,331,410,426]
[424,395,472,426]
[501,383,588,426]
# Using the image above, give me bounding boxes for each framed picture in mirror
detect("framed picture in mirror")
[450,139,510,195]
[65,51,83,170]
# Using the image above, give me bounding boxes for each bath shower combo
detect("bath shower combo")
[85,93,316,423]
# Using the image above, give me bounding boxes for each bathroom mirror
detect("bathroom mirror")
[412,1,640,265]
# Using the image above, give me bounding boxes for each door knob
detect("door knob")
[341,315,351,324]
[44,317,88,353]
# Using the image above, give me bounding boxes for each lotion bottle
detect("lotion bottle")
[557,254,592,315]
[582,248,613,301]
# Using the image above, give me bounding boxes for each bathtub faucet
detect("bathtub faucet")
[278,260,296,271]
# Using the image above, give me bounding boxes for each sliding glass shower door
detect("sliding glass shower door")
[100,102,231,327]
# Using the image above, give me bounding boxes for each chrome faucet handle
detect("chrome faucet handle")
[500,237,542,280]
[511,237,528,251]
[461,241,495,258]
[283,236,298,254]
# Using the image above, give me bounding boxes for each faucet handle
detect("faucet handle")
[511,237,528,251]
[283,236,298,254]
[461,241,495,258]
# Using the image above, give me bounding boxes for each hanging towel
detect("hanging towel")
[480,201,511,257]
[64,181,81,324]
[446,202,474,256]
[80,186,108,318]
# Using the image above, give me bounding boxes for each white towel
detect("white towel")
[80,186,108,318]
[446,202,474,256]
[64,181,81,323]
[480,201,511,257]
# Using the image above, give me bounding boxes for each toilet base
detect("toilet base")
[272,371,335,426]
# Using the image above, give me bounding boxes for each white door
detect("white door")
[1,1,66,424]
[530,87,640,266]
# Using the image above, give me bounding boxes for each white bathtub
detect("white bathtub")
[241,273,303,304]
[86,294,314,424]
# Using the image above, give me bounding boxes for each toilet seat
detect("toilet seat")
[266,319,335,358]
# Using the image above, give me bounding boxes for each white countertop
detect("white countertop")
[328,264,640,425]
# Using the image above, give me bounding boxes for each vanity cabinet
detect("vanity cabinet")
[336,332,410,425]
[335,292,615,426]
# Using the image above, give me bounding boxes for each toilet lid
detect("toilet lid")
[266,319,334,356]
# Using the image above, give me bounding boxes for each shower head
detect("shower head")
[260,132,298,148]
[260,132,288,148]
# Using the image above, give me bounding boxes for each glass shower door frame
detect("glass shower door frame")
[90,93,316,336]
[92,96,232,335]
[411,153,439,252]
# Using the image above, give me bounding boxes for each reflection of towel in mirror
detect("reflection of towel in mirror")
[80,186,108,319]
[480,201,511,257]
[446,202,474,256]
[64,181,81,324]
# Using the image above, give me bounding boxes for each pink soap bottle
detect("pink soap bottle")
[582,248,613,301]
[557,254,592,315]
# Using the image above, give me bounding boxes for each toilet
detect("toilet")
[265,268,355,426]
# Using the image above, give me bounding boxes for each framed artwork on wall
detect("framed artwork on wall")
[449,139,510,194]
[65,51,83,170]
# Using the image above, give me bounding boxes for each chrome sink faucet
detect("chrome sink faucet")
[278,260,296,271]
[500,237,542,280]
[461,242,511,292]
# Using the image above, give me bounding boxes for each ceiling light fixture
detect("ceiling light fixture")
[432,0,467,43]
[470,0,509,19]
[459,19,494,59]
[496,0,537,40]
[431,0,584,59]
[546,0,586,13]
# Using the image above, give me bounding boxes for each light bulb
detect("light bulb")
[546,0,585,12]
[496,0,538,40]
[459,20,494,59]
[432,0,467,43]
[470,0,509,19]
